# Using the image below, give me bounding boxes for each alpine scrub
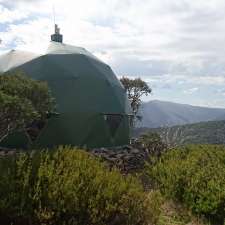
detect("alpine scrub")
[146,144,225,223]
[0,146,160,225]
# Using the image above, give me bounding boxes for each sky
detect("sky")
[1,0,225,108]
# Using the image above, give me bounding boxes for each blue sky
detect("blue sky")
[1,0,225,108]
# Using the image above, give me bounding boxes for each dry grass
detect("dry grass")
[157,200,209,225]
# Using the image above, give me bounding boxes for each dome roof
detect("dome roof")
[0,41,131,148]
[47,41,102,62]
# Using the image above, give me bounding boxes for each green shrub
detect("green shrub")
[138,132,167,156]
[0,147,161,225]
[145,145,225,222]
[0,72,55,143]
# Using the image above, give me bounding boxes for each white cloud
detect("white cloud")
[0,4,28,23]
[141,74,225,87]
[183,87,199,94]
[1,0,225,107]
[0,0,224,66]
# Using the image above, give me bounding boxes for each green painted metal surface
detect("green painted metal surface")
[0,42,132,148]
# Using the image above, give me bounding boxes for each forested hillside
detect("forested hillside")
[134,120,225,146]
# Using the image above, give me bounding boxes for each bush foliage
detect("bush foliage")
[138,132,167,156]
[0,72,54,143]
[146,145,225,222]
[0,147,161,225]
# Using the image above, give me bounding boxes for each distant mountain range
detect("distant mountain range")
[138,100,225,128]
[133,120,225,145]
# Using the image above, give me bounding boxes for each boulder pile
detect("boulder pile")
[0,138,165,174]
[89,144,150,174]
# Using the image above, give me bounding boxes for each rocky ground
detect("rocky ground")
[89,144,150,174]
[89,138,166,174]
[0,140,161,174]
[0,147,18,157]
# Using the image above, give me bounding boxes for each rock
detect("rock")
[130,149,140,154]
[122,145,132,150]
[88,143,154,174]
[115,153,124,159]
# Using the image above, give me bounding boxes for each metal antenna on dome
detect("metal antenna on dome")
[52,5,56,27]
[51,5,63,43]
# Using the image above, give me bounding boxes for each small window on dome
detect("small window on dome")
[103,114,124,137]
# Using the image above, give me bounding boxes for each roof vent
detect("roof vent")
[51,24,63,43]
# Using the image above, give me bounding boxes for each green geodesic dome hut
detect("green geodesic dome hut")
[0,27,132,148]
